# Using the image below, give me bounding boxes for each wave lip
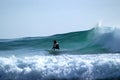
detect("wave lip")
[0,54,120,80]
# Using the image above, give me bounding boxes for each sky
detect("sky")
[0,0,120,39]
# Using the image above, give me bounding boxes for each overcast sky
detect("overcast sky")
[0,0,120,39]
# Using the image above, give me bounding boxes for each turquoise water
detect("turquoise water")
[0,26,120,80]
[0,26,120,54]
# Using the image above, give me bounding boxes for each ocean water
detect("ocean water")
[0,26,120,80]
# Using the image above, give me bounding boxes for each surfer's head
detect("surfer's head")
[53,40,57,44]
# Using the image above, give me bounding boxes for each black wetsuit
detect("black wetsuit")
[53,43,60,50]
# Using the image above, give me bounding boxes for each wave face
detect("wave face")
[0,26,120,55]
[0,26,120,80]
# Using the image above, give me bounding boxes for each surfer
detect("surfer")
[52,40,60,50]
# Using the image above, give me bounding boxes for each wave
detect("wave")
[0,26,120,54]
[0,26,120,80]
[0,54,120,80]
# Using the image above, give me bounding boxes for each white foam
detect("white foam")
[0,54,120,80]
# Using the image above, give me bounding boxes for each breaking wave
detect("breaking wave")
[0,26,120,80]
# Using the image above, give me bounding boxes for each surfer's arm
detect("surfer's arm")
[56,43,60,49]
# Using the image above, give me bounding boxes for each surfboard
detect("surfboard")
[46,49,61,55]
